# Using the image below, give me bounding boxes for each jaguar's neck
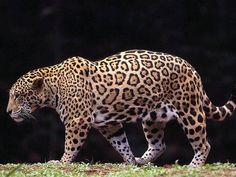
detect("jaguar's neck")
[36,64,62,112]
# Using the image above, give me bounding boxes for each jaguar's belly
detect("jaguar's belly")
[91,103,179,127]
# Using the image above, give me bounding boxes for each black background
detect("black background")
[0,0,236,165]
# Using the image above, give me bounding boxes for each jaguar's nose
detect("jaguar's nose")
[6,107,12,114]
[7,110,12,115]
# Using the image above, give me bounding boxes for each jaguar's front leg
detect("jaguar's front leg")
[60,117,91,163]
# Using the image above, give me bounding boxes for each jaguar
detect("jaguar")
[7,49,236,166]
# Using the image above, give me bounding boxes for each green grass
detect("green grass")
[0,163,236,177]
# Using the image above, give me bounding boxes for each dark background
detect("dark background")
[0,0,236,165]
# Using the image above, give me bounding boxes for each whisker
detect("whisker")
[20,109,36,120]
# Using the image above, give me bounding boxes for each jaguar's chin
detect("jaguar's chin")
[12,116,25,123]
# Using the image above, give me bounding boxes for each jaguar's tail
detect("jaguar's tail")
[203,85,236,121]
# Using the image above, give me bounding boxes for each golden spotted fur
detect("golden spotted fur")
[7,49,236,166]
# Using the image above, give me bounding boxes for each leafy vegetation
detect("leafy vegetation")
[0,163,236,177]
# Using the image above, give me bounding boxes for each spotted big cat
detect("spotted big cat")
[7,49,236,166]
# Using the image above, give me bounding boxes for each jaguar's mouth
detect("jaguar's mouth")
[10,108,36,122]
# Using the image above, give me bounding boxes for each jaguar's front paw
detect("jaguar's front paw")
[135,157,153,165]
[135,157,146,165]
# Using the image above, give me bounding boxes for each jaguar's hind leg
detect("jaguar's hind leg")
[98,123,136,164]
[135,121,166,165]
[135,103,179,165]
[177,111,211,167]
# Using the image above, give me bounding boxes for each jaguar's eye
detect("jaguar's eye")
[14,94,20,99]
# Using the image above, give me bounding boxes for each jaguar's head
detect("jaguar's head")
[7,71,46,122]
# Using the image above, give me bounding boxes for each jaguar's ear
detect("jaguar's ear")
[31,77,44,91]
